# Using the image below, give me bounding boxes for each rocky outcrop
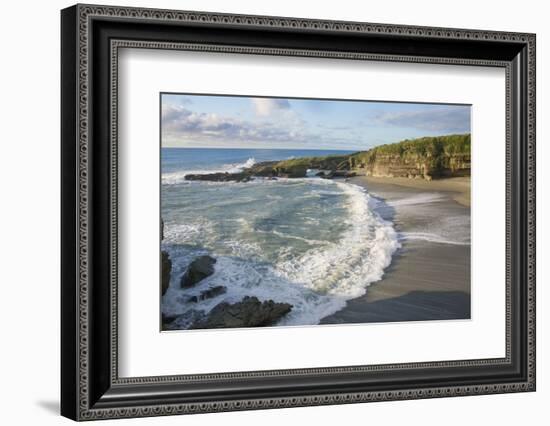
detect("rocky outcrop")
[188,286,227,303]
[180,255,217,288]
[184,159,350,182]
[355,153,435,179]
[349,134,471,180]
[190,296,293,329]
[184,134,470,183]
[160,218,172,296]
[185,172,252,182]
[161,251,172,296]
[320,170,357,179]
[162,312,177,326]
[350,153,470,180]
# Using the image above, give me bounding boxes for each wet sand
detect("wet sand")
[321,176,471,324]
[361,176,471,207]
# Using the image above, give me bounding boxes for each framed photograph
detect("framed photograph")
[61,4,536,421]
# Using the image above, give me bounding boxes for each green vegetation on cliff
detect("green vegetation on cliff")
[269,154,350,177]
[185,134,471,182]
[349,134,470,166]
[273,134,471,180]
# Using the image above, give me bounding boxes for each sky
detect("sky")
[161,93,471,151]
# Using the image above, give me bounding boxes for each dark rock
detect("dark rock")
[162,313,177,325]
[180,255,217,288]
[319,170,357,179]
[283,166,308,178]
[161,250,172,296]
[162,310,208,331]
[188,286,227,303]
[182,135,470,185]
[247,161,278,177]
[203,285,227,299]
[185,172,251,182]
[190,296,293,329]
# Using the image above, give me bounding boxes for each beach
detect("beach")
[160,94,473,330]
[321,176,471,324]
[162,148,402,329]
[161,147,472,329]
[361,176,471,208]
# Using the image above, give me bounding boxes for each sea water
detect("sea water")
[161,148,400,328]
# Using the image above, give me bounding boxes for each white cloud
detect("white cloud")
[375,107,471,133]
[161,103,305,144]
[251,98,291,116]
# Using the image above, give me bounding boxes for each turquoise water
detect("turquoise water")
[161,148,400,328]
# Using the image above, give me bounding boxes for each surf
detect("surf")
[161,175,400,327]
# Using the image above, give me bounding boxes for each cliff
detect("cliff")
[348,134,470,180]
[185,134,471,182]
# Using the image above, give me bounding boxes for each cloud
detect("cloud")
[161,103,304,144]
[375,107,470,132]
[251,98,291,116]
[162,94,193,107]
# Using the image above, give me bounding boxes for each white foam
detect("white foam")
[264,229,329,246]
[277,181,400,300]
[399,232,470,246]
[161,157,257,185]
[226,157,256,173]
[161,170,194,185]
[162,178,401,327]
[162,255,348,328]
[311,189,342,196]
[386,193,445,207]
[163,219,216,245]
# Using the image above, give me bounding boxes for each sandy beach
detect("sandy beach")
[361,176,471,207]
[321,176,471,324]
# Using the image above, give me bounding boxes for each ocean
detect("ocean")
[161,147,401,328]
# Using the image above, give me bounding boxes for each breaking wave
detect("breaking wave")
[162,157,257,185]
[161,177,400,327]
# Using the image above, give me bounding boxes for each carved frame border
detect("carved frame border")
[62,3,536,421]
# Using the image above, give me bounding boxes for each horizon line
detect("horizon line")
[161,132,471,152]
[161,146,358,151]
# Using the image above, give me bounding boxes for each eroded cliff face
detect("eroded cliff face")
[351,152,470,180]
[183,134,471,183]
[349,134,471,180]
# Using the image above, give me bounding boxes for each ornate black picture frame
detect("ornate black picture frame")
[61,4,536,421]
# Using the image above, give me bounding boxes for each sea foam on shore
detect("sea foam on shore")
[161,150,400,328]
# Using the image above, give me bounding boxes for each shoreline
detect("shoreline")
[321,175,471,324]
[359,176,470,207]
[164,163,471,327]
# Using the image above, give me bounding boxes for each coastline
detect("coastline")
[359,176,471,207]
[163,147,472,328]
[321,176,471,324]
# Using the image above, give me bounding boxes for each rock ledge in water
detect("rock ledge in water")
[190,296,292,329]
[161,251,172,296]
[180,255,217,288]
[188,286,227,303]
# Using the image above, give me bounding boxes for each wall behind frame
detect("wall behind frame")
[0,0,546,425]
